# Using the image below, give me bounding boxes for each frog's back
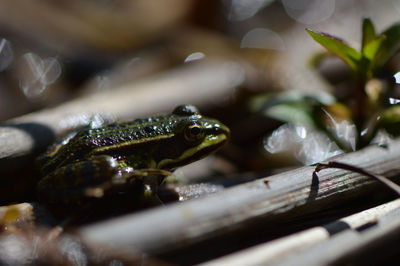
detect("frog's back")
[38,113,179,174]
[37,129,94,175]
[85,115,176,147]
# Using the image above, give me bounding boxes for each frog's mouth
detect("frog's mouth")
[157,133,228,169]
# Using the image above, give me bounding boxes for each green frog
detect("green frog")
[37,105,230,206]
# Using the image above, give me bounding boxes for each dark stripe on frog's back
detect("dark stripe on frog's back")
[40,114,181,174]
[39,156,116,189]
[37,156,118,203]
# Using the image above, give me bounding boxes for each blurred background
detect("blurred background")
[2,1,400,265]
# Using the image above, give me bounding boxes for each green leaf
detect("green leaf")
[363,35,385,61]
[361,18,376,54]
[306,28,362,71]
[250,91,329,127]
[372,23,400,71]
[249,91,334,113]
[263,102,316,127]
[378,105,400,136]
[380,105,400,121]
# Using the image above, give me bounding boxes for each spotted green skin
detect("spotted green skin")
[37,105,230,204]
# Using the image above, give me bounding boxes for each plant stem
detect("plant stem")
[353,77,368,149]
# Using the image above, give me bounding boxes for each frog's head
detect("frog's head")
[156,105,230,169]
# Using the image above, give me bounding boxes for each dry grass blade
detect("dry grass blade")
[199,198,400,266]
[274,201,400,266]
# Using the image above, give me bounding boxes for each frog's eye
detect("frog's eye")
[184,123,204,142]
[173,105,199,116]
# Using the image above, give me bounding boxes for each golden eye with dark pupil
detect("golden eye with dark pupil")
[184,124,204,141]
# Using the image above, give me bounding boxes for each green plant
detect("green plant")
[306,18,400,148]
[306,18,400,79]
[252,19,400,164]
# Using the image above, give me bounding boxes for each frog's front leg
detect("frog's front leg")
[126,168,172,198]
[37,155,172,205]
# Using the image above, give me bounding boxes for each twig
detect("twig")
[315,161,400,196]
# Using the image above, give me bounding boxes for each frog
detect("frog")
[36,105,230,207]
